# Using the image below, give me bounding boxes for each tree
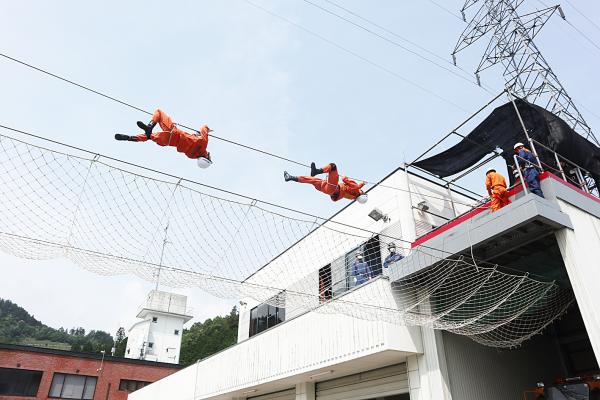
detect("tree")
[114,327,127,357]
[179,306,239,366]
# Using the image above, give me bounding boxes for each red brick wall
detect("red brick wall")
[0,348,180,400]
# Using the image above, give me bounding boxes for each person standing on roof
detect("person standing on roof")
[283,162,368,203]
[485,168,511,212]
[383,242,404,268]
[115,109,213,169]
[514,142,544,198]
[352,251,372,286]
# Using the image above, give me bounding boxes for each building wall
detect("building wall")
[0,346,180,400]
[127,320,151,360]
[237,168,475,342]
[441,331,564,400]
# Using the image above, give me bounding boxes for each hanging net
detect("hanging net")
[0,131,573,348]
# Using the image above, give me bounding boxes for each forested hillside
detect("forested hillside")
[0,298,239,365]
[0,298,114,352]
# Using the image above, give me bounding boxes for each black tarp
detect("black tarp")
[413,99,600,186]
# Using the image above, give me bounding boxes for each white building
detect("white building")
[131,157,600,399]
[126,290,193,364]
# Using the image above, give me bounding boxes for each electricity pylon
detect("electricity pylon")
[452,0,598,146]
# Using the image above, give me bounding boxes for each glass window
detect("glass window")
[0,367,43,397]
[174,329,179,335]
[119,379,150,393]
[267,304,277,328]
[49,373,97,399]
[152,317,158,323]
[249,306,258,337]
[249,293,286,337]
[148,342,154,348]
[256,303,268,333]
[276,306,285,324]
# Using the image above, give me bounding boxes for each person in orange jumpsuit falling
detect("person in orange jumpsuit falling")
[115,109,213,168]
[284,162,368,203]
[485,168,511,212]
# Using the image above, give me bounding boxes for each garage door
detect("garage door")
[316,363,409,400]
[248,388,296,400]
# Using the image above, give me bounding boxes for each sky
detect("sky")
[0,0,599,339]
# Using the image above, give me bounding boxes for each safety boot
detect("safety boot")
[136,120,157,139]
[284,171,298,182]
[114,134,138,141]
[310,162,323,177]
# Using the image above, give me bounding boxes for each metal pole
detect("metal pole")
[507,89,544,171]
[553,152,567,181]
[446,184,458,218]
[574,167,590,193]
[514,155,528,195]
[155,223,169,292]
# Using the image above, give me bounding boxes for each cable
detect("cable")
[242,0,470,112]
[0,53,309,169]
[0,51,492,205]
[301,0,491,92]
[0,123,452,253]
[427,0,464,21]
[0,124,554,281]
[564,0,600,34]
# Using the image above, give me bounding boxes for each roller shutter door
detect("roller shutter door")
[248,388,295,400]
[316,363,409,400]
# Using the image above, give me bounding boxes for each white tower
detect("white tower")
[125,290,193,364]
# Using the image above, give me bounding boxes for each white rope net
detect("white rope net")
[0,132,574,348]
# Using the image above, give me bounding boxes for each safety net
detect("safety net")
[0,131,574,348]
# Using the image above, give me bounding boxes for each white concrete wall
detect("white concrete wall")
[554,199,600,361]
[237,168,476,342]
[133,279,422,400]
[126,320,150,360]
[146,312,186,363]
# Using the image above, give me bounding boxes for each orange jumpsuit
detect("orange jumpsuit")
[134,109,209,159]
[485,171,510,212]
[298,163,365,201]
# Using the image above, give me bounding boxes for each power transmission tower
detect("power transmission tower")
[452,0,598,146]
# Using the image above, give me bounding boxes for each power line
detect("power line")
[0,52,490,206]
[564,0,600,34]
[301,0,491,92]
[0,53,309,169]
[0,123,456,254]
[243,0,470,112]
[427,0,464,21]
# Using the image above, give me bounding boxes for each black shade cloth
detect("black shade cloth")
[413,99,600,186]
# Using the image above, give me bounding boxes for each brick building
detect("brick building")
[0,343,182,399]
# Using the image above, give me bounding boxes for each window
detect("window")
[152,317,158,323]
[249,293,285,337]
[0,367,42,397]
[344,236,382,291]
[119,379,151,393]
[49,373,96,399]
[126,348,130,354]
[148,342,154,348]
[319,264,333,303]
[174,329,179,335]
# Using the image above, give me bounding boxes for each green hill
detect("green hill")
[0,298,240,364]
[0,298,114,353]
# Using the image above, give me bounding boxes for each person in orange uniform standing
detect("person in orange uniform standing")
[485,168,510,212]
[284,162,368,203]
[115,109,213,168]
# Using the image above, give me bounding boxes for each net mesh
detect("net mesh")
[0,133,574,348]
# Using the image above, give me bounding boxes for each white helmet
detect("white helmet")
[513,142,525,150]
[356,194,368,204]
[197,157,212,169]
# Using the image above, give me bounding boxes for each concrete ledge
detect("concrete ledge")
[388,193,572,281]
